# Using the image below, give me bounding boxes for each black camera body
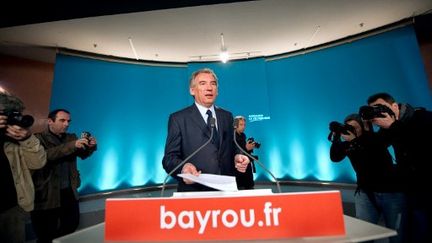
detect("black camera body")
[81,131,92,140]
[329,121,355,136]
[359,104,395,120]
[80,131,92,149]
[0,110,34,128]
[247,137,261,149]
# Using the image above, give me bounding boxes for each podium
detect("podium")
[53,190,397,242]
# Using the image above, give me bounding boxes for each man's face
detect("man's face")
[236,119,246,133]
[48,111,71,135]
[189,72,218,108]
[346,120,362,137]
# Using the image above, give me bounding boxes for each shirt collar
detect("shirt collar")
[195,102,216,123]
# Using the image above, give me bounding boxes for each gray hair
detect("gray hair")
[234,115,246,122]
[0,91,25,112]
[189,68,218,88]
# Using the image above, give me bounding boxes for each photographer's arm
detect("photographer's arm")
[330,140,349,162]
[18,134,47,170]
[77,136,97,160]
[245,140,255,153]
[35,133,83,163]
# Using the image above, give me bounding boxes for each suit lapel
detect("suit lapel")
[188,104,211,139]
[215,107,225,146]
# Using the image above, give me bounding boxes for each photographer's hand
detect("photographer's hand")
[341,131,356,142]
[246,141,255,150]
[0,115,7,129]
[88,136,97,148]
[6,125,31,141]
[75,138,89,149]
[372,112,395,129]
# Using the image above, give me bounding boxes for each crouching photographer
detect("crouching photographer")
[31,109,97,243]
[0,92,46,243]
[328,113,405,243]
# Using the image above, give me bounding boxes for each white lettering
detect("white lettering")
[160,205,176,229]
[178,211,194,229]
[272,207,282,226]
[263,202,273,226]
[211,210,221,228]
[160,201,281,233]
[195,210,211,234]
[239,209,255,227]
[221,209,238,228]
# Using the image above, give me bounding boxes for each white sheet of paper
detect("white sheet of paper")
[178,173,238,192]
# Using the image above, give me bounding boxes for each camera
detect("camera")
[329,121,355,136]
[359,104,395,120]
[0,110,34,128]
[80,131,92,149]
[81,131,92,140]
[247,137,261,149]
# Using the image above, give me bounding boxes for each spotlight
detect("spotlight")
[219,33,229,63]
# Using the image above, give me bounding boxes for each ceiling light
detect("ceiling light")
[219,33,229,63]
[188,33,261,62]
[219,50,229,63]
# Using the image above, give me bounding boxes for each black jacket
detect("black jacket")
[162,104,236,192]
[330,131,402,192]
[234,132,255,189]
[377,104,432,191]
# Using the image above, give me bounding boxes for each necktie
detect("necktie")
[206,109,219,147]
[206,109,213,130]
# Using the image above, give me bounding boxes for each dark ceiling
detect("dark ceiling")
[0,0,255,28]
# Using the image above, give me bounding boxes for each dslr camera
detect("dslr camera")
[81,131,92,140]
[359,104,395,120]
[329,121,355,136]
[247,137,261,149]
[0,110,34,128]
[80,131,92,149]
[328,121,356,141]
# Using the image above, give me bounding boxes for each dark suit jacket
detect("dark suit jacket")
[162,104,236,191]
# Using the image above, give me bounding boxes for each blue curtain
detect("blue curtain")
[50,25,431,194]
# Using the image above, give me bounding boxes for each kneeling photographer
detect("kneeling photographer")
[0,91,46,243]
[328,113,405,243]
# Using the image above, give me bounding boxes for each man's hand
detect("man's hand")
[234,154,250,173]
[0,115,7,129]
[181,162,201,184]
[5,125,31,141]
[88,136,97,148]
[372,112,395,129]
[246,141,256,151]
[341,131,356,142]
[75,138,90,149]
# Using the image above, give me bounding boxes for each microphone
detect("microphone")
[233,123,282,193]
[161,117,216,197]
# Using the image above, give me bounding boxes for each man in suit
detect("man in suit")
[162,68,250,192]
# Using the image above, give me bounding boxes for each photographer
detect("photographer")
[0,92,46,243]
[234,116,257,190]
[329,113,405,243]
[366,92,432,242]
[31,109,97,243]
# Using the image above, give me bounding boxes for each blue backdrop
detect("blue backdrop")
[50,25,432,194]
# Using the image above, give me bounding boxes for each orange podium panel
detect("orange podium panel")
[105,190,345,241]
